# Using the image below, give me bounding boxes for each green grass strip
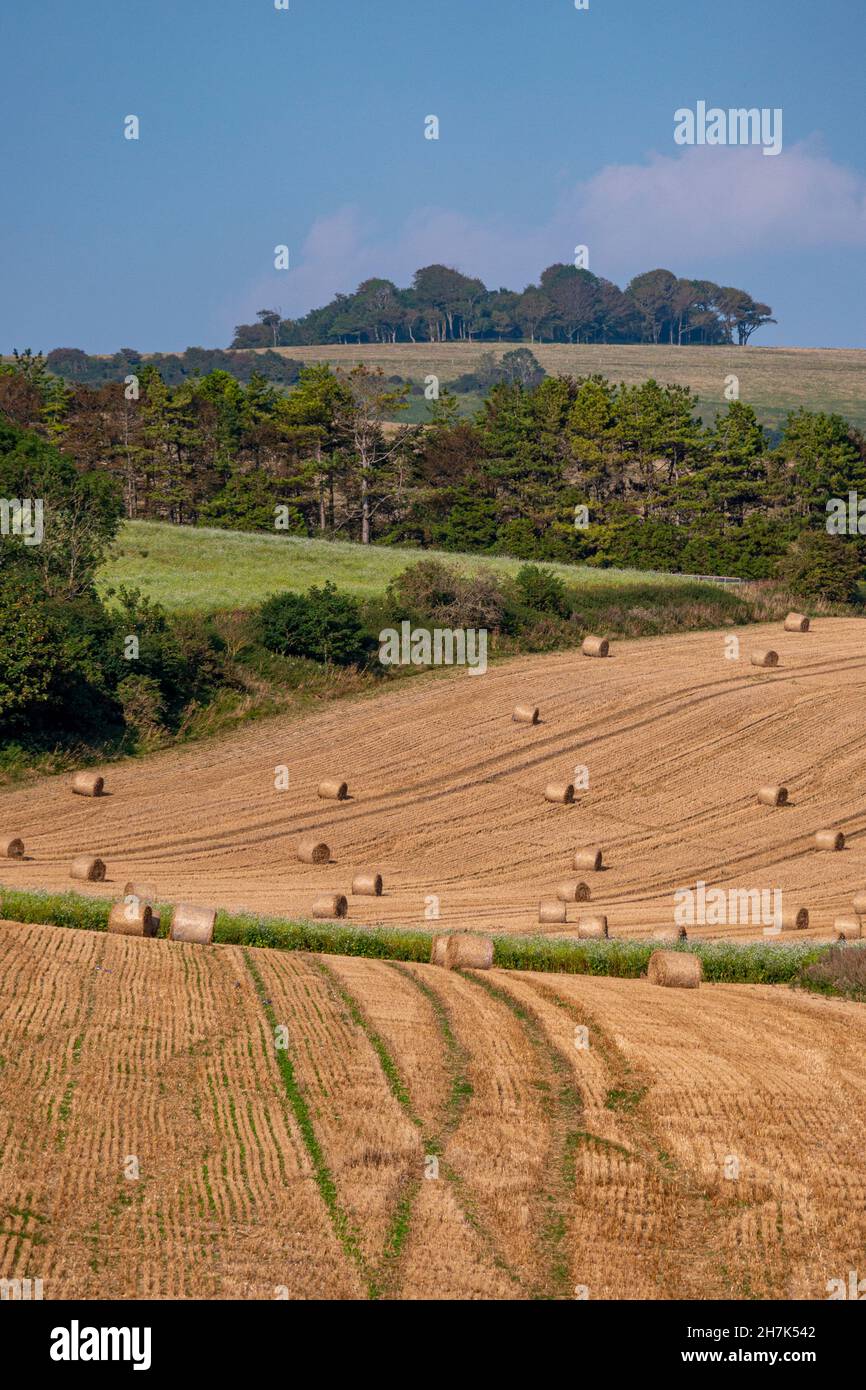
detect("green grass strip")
[3,885,851,986]
[309,957,423,1129]
[241,950,378,1298]
[307,957,425,1295]
[463,972,584,1301]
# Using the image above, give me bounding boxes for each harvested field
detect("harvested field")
[0,920,362,1299]
[2,619,866,941]
[1,919,863,1300]
[258,342,866,433]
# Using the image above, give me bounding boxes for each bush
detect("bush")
[386,559,506,631]
[259,582,370,665]
[104,588,227,723]
[799,944,866,1000]
[776,530,863,603]
[116,674,167,746]
[511,564,570,616]
[0,584,60,725]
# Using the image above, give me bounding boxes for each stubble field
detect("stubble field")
[1,920,863,1300]
[1,618,865,942]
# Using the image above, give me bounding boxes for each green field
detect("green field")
[258,342,866,432]
[98,521,703,614]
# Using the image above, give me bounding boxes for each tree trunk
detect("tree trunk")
[316,442,326,530]
[361,468,370,544]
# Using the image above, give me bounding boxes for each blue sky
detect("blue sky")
[1,0,864,352]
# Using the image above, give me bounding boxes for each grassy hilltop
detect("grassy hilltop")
[98,520,702,614]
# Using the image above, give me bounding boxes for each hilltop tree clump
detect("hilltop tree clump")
[230,261,774,349]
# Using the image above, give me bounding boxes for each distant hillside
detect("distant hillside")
[250,341,866,432]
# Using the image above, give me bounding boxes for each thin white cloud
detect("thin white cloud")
[234,141,866,326]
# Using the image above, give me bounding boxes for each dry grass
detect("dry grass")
[261,342,866,430]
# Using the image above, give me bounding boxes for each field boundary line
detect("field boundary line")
[0,889,844,987]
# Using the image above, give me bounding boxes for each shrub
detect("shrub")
[0,584,60,724]
[386,559,506,631]
[116,674,167,746]
[104,588,227,723]
[511,564,570,616]
[776,530,863,603]
[798,944,866,1000]
[259,582,370,665]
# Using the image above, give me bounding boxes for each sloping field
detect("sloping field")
[264,342,866,431]
[1,619,865,942]
[99,519,699,615]
[0,920,863,1300]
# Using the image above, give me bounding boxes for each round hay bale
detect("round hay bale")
[122,881,158,903]
[72,771,104,797]
[750,650,779,668]
[582,635,609,658]
[430,934,451,967]
[512,703,540,725]
[573,846,603,872]
[852,890,866,916]
[171,904,216,944]
[539,899,567,925]
[297,837,331,865]
[352,872,383,896]
[555,879,591,903]
[544,782,575,805]
[0,836,24,858]
[815,829,845,851]
[647,950,701,988]
[780,906,809,931]
[784,612,810,633]
[445,933,494,970]
[317,779,348,801]
[122,884,161,934]
[576,914,608,939]
[835,915,862,942]
[652,926,688,943]
[108,900,155,938]
[311,893,348,920]
[757,785,788,807]
[70,854,105,882]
